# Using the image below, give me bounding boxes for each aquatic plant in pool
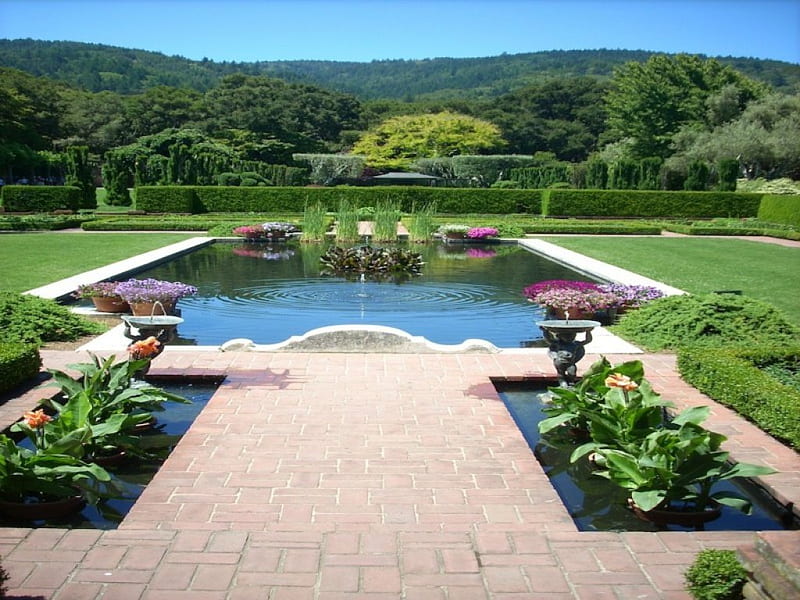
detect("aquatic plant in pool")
[496,378,793,532]
[108,242,605,347]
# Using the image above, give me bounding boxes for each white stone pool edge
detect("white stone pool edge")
[25,236,681,355]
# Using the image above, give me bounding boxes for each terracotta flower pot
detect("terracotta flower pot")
[91,295,130,313]
[129,301,176,316]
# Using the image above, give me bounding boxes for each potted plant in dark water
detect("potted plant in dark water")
[115,278,197,316]
[74,281,130,313]
[0,410,120,520]
[550,358,777,526]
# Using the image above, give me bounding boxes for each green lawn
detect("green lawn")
[539,236,800,326]
[0,233,196,293]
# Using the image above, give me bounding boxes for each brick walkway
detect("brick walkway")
[1,349,798,599]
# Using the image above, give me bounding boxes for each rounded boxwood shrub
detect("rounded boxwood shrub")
[0,342,41,394]
[684,549,747,600]
[0,292,105,345]
[611,293,799,351]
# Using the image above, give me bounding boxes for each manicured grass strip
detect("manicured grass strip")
[0,233,196,293]
[538,237,800,326]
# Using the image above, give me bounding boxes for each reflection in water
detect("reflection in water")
[128,242,596,347]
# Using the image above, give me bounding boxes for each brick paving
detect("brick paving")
[1,349,798,599]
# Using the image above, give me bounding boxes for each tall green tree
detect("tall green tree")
[604,54,766,158]
[480,78,608,160]
[351,112,505,170]
[201,74,362,153]
[65,146,96,209]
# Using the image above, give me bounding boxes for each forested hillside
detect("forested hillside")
[1,38,798,98]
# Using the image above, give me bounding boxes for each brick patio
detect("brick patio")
[1,348,797,599]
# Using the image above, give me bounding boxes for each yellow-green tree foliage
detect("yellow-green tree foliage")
[351,111,505,170]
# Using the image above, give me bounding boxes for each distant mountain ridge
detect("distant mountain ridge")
[1,38,798,99]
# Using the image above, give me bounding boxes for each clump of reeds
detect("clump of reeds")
[407,202,437,243]
[335,198,360,243]
[302,201,328,242]
[372,198,402,243]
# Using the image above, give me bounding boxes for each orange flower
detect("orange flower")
[23,409,53,429]
[128,336,161,359]
[604,373,639,391]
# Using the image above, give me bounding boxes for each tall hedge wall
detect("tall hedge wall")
[0,185,81,212]
[543,189,762,218]
[758,194,800,227]
[135,186,543,214]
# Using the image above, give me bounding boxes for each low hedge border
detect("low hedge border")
[82,218,218,231]
[0,214,93,231]
[663,223,800,240]
[677,345,800,450]
[0,342,41,395]
[522,221,662,234]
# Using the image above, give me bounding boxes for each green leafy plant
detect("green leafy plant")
[592,405,775,513]
[685,549,747,600]
[44,353,189,425]
[538,358,646,436]
[0,432,119,506]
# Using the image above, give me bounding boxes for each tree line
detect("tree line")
[1,51,798,201]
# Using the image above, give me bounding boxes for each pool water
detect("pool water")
[497,382,796,532]
[129,241,599,347]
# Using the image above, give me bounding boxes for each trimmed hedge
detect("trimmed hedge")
[134,186,543,215]
[662,223,800,240]
[758,194,800,228]
[678,346,800,450]
[523,220,662,235]
[543,189,762,218]
[0,185,81,212]
[0,342,41,395]
[0,214,92,231]
[135,186,196,213]
[82,218,217,231]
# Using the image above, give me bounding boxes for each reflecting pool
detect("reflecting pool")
[126,241,599,347]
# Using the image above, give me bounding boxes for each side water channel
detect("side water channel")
[0,378,220,530]
[496,381,797,532]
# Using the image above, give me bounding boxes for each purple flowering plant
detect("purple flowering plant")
[466,227,499,239]
[531,287,619,313]
[115,278,198,304]
[73,281,124,299]
[522,279,600,301]
[599,284,665,308]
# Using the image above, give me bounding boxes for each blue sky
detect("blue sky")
[1,0,798,64]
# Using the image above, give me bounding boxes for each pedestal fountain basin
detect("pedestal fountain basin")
[536,319,601,387]
[122,315,184,344]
